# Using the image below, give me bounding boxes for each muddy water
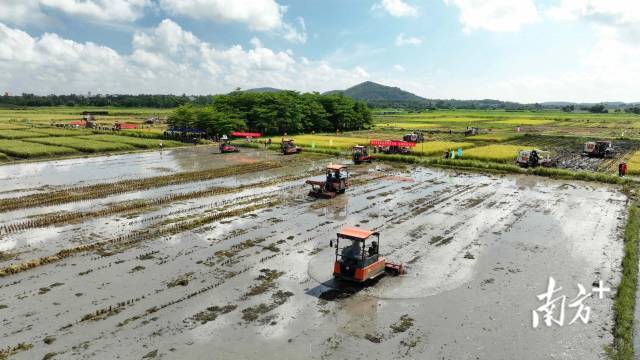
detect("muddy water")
[0,146,278,198]
[0,148,628,360]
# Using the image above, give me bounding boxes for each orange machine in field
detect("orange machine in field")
[332,227,404,283]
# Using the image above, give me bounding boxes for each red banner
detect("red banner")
[370,140,416,147]
[231,132,262,138]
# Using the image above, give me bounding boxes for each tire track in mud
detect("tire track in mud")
[0,173,316,236]
[0,199,283,278]
[0,161,287,213]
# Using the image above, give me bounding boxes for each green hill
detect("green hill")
[324,81,425,102]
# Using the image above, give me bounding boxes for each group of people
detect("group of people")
[444,148,463,159]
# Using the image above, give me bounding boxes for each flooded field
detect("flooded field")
[0,147,628,359]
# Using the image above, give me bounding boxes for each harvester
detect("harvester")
[306,164,349,199]
[464,127,478,136]
[352,145,373,164]
[516,149,555,168]
[219,139,239,153]
[331,227,404,283]
[403,132,424,143]
[582,141,614,158]
[281,139,302,155]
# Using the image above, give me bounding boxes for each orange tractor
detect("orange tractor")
[306,164,349,199]
[331,227,404,283]
[352,145,373,165]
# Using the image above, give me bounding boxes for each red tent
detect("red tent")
[115,123,138,130]
[231,131,262,138]
[370,140,416,147]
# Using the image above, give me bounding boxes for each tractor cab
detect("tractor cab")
[332,227,386,283]
[219,139,239,153]
[306,164,349,199]
[352,145,373,164]
[281,139,302,155]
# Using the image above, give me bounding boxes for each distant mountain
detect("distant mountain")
[323,81,426,102]
[242,87,283,93]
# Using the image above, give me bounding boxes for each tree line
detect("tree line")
[0,94,213,108]
[167,91,372,136]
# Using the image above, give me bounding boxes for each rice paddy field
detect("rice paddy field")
[0,146,632,360]
[1,107,640,359]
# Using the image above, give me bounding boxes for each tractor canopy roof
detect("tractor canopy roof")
[327,164,347,171]
[337,227,378,241]
[353,145,365,149]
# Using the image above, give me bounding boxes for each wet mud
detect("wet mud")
[0,147,627,359]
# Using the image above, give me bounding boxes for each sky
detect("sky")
[0,0,639,103]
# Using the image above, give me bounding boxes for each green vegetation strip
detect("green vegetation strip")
[24,136,136,152]
[0,129,48,139]
[0,161,284,212]
[375,154,632,185]
[0,139,77,158]
[78,134,184,148]
[29,128,93,136]
[610,204,639,360]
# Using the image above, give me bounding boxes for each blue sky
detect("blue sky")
[0,0,638,102]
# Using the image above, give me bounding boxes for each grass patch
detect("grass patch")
[29,128,93,137]
[466,133,522,142]
[610,204,639,360]
[25,136,136,153]
[0,129,48,139]
[626,151,640,175]
[462,144,523,162]
[79,134,184,149]
[374,122,439,129]
[0,139,77,158]
[191,304,237,325]
[245,269,284,297]
[491,119,554,126]
[411,141,475,156]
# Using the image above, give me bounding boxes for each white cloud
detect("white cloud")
[444,0,539,32]
[395,33,422,46]
[283,17,307,44]
[393,64,405,72]
[159,0,284,31]
[0,20,369,95]
[0,0,149,24]
[546,0,640,43]
[40,0,150,22]
[372,0,418,18]
[0,0,47,25]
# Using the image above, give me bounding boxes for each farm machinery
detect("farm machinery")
[352,145,373,164]
[370,139,416,155]
[403,132,424,143]
[582,141,614,158]
[516,149,555,168]
[219,139,239,153]
[306,164,349,199]
[464,127,478,136]
[281,139,302,155]
[331,227,404,283]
